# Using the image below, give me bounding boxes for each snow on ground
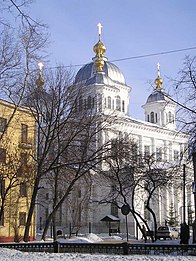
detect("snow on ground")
[56,233,103,243]
[0,248,195,261]
[0,234,195,261]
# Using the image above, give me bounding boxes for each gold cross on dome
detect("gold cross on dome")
[38,62,44,73]
[157,62,160,77]
[97,22,103,37]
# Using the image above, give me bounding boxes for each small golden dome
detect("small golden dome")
[36,73,44,88]
[93,40,106,58]
[154,63,163,90]
[154,75,163,90]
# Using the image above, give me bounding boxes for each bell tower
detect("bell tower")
[142,64,176,130]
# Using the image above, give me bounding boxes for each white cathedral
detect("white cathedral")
[37,26,193,239]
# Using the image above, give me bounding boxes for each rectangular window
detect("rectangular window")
[21,124,28,143]
[79,139,87,159]
[0,179,5,196]
[20,152,28,166]
[156,147,162,162]
[0,211,4,226]
[111,202,118,217]
[19,212,26,226]
[144,145,150,158]
[174,150,179,161]
[17,153,28,177]
[92,97,95,108]
[77,203,82,223]
[0,118,7,132]
[122,100,125,112]
[59,204,62,226]
[0,148,6,164]
[20,182,27,197]
[78,189,81,198]
[46,193,49,200]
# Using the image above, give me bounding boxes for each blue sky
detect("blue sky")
[30,0,196,119]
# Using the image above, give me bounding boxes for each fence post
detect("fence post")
[122,242,129,255]
[53,241,59,253]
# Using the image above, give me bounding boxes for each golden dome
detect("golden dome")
[154,63,163,90]
[36,73,44,88]
[154,75,163,90]
[93,40,106,58]
[93,23,106,72]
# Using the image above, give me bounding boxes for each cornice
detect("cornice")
[112,116,188,139]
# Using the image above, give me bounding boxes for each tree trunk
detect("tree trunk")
[146,204,157,242]
[23,175,40,242]
[52,170,59,241]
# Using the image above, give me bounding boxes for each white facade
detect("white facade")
[36,36,193,239]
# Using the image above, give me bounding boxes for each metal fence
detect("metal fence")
[0,242,195,256]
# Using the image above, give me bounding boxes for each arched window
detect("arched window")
[108,96,111,109]
[150,112,154,123]
[112,100,114,109]
[87,95,91,109]
[168,111,172,123]
[79,96,83,111]
[92,97,95,108]
[116,96,121,111]
[155,113,158,123]
[84,99,87,110]
[147,115,150,122]
[122,100,125,112]
[171,114,174,123]
[73,100,77,112]
[156,147,162,161]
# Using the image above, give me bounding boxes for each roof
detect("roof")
[146,90,171,104]
[100,215,120,222]
[75,61,126,85]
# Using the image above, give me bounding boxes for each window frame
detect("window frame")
[0,148,6,164]
[19,212,26,226]
[20,182,27,197]
[150,112,154,123]
[0,210,4,226]
[108,96,111,109]
[144,145,150,158]
[0,118,7,132]
[116,96,121,111]
[156,147,162,162]
[87,95,92,109]
[174,150,179,161]
[122,100,125,112]
[21,124,28,143]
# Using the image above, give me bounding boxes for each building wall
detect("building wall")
[0,99,36,242]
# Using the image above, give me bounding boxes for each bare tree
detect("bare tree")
[98,135,188,242]
[170,56,196,142]
[22,66,113,241]
[97,136,147,238]
[0,0,48,143]
[40,112,112,240]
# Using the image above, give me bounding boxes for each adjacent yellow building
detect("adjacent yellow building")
[0,99,36,242]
